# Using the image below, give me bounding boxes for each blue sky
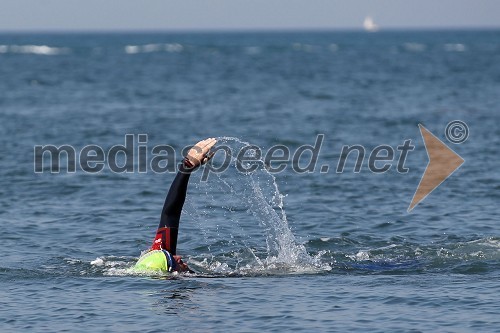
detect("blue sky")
[1,0,499,31]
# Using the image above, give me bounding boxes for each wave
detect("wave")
[0,44,70,55]
[403,42,426,52]
[48,235,500,278]
[444,43,467,52]
[124,43,183,54]
[309,235,500,274]
[291,43,338,53]
[1,235,497,280]
[0,42,470,57]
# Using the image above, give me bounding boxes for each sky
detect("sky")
[0,0,499,32]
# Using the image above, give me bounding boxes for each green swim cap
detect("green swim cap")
[134,250,170,272]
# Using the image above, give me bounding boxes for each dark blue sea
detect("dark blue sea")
[1,30,499,332]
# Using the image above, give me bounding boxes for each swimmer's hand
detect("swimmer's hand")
[184,138,217,168]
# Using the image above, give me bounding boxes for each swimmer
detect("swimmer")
[134,138,217,273]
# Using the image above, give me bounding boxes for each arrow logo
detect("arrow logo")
[408,124,465,212]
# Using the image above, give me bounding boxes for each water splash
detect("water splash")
[185,137,328,275]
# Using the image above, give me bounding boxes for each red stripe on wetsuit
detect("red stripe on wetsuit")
[151,227,178,253]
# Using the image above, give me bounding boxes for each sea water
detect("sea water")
[0,30,499,332]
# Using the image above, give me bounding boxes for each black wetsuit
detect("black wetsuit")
[150,165,191,254]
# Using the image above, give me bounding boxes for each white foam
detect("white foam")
[125,43,183,54]
[8,45,70,55]
[352,250,370,261]
[90,257,104,266]
[444,43,466,52]
[143,43,162,53]
[165,43,183,52]
[467,237,500,249]
[124,45,140,54]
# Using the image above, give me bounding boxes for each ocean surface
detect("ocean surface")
[0,30,499,332]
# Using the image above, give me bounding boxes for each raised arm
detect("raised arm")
[150,138,217,254]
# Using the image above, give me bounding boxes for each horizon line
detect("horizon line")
[0,25,499,35]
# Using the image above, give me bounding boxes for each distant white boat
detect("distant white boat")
[363,16,379,32]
